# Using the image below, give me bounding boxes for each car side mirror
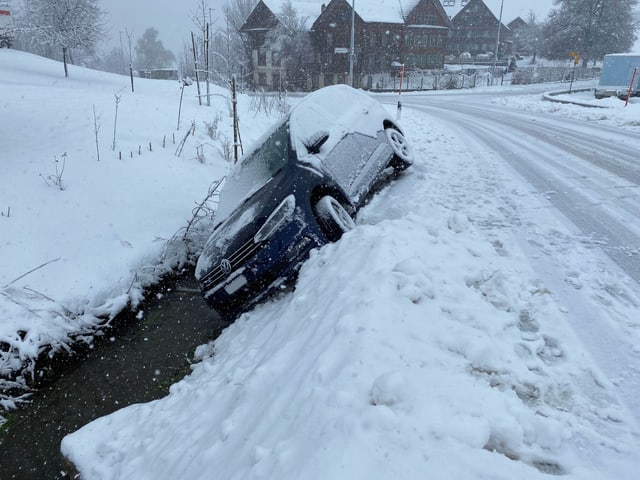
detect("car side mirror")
[304,130,330,154]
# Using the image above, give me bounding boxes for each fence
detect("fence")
[362,64,600,92]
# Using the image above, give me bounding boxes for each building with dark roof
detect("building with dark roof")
[240,0,453,90]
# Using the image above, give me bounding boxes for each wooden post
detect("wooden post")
[625,67,638,107]
[177,84,185,130]
[205,22,210,107]
[129,64,135,92]
[191,32,202,106]
[63,47,69,78]
[232,75,239,163]
[396,64,404,121]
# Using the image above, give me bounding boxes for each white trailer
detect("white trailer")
[595,53,640,99]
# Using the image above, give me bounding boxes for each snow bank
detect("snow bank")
[61,105,640,479]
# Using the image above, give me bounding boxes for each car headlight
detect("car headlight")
[253,194,296,244]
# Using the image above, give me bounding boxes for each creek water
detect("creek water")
[0,274,226,479]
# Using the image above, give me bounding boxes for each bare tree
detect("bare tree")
[223,0,256,34]
[20,0,106,77]
[513,11,543,63]
[223,0,257,87]
[263,1,313,90]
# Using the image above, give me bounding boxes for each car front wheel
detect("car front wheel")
[314,195,355,242]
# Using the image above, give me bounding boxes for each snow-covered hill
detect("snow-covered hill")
[0,48,248,408]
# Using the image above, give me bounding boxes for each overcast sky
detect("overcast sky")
[98,0,556,55]
[98,0,227,54]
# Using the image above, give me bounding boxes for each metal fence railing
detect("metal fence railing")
[361,65,600,92]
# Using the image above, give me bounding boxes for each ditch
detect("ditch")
[0,273,227,479]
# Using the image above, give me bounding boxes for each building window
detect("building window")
[258,72,267,86]
[258,50,266,67]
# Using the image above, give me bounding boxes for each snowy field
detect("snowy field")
[0,48,274,409]
[2,49,640,478]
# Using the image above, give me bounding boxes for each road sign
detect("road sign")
[568,51,580,65]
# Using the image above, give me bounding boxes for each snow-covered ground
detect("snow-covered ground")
[2,49,640,478]
[0,49,275,408]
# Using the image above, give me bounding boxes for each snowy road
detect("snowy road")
[410,95,640,282]
[401,92,640,428]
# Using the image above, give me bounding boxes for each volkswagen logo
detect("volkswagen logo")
[220,259,232,275]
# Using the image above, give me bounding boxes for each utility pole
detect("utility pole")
[492,0,504,80]
[349,0,355,87]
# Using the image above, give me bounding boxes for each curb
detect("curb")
[542,88,608,108]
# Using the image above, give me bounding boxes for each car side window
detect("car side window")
[251,122,290,176]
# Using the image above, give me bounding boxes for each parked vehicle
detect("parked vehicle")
[195,85,412,315]
[595,54,640,99]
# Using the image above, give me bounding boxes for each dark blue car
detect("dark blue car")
[195,85,412,315]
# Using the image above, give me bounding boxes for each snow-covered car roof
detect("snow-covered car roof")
[289,84,392,164]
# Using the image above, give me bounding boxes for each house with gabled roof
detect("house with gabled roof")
[442,0,512,59]
[239,1,323,91]
[309,0,453,88]
[402,0,453,71]
[240,0,453,91]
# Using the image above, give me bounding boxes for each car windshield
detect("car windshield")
[216,121,291,221]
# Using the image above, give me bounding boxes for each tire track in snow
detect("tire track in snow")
[415,101,640,283]
[405,101,640,429]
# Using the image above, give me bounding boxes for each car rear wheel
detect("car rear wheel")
[385,128,412,169]
[314,195,355,242]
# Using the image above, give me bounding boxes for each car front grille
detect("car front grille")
[199,238,262,290]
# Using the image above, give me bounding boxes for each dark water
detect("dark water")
[0,275,225,479]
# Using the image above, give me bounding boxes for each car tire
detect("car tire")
[314,195,355,242]
[385,128,412,170]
